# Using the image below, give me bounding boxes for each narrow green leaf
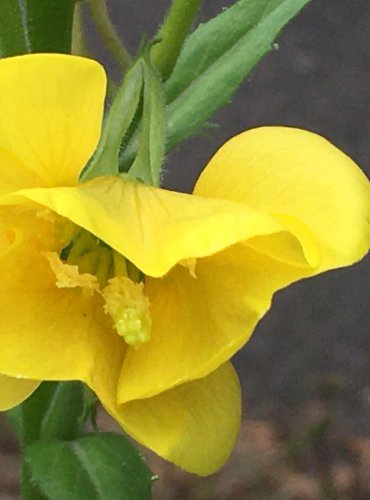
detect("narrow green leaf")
[128,59,166,186]
[83,58,144,180]
[165,0,310,148]
[165,0,276,102]
[0,1,29,57]
[119,0,310,169]
[22,0,76,53]
[26,433,153,500]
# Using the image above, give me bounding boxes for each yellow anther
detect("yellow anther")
[45,252,99,293]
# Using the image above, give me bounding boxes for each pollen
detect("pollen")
[102,276,151,346]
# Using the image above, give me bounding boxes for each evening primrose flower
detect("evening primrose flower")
[0,54,369,475]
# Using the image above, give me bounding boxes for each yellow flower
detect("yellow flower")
[0,54,369,475]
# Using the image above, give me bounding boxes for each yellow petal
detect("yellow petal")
[0,206,126,385]
[0,147,41,196]
[0,374,40,411]
[99,362,241,476]
[195,127,370,272]
[11,176,318,278]
[0,54,106,191]
[118,244,308,403]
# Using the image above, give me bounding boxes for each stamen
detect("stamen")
[61,229,114,287]
[126,259,141,282]
[67,231,97,263]
[77,252,100,275]
[96,246,113,287]
[113,251,128,277]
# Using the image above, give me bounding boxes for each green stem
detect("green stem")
[72,2,88,56]
[87,0,132,70]
[151,0,203,80]
[72,2,117,99]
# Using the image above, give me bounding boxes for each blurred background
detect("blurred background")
[1,1,369,498]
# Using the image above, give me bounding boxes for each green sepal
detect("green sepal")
[25,433,153,500]
[127,57,166,186]
[82,57,144,180]
[0,1,29,57]
[165,0,310,148]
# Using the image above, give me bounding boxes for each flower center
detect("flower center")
[57,229,151,346]
[62,230,113,287]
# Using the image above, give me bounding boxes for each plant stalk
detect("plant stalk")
[151,0,203,79]
[87,0,132,70]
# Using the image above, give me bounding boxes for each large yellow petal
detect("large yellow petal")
[0,205,125,385]
[98,362,241,476]
[0,54,106,191]
[0,374,40,411]
[118,244,309,403]
[195,127,370,272]
[10,176,319,278]
[0,147,41,196]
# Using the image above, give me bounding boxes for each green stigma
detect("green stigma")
[102,276,151,346]
[115,307,151,345]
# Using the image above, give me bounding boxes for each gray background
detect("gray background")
[93,1,370,432]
